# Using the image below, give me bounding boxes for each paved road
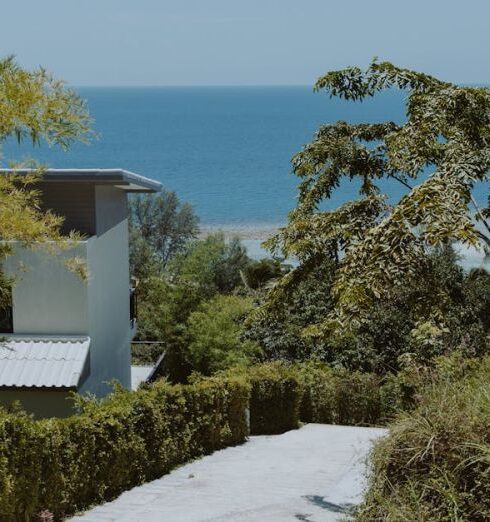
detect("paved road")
[69,424,386,522]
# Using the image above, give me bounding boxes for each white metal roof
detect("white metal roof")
[0,336,90,389]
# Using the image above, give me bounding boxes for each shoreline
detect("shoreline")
[198,224,281,241]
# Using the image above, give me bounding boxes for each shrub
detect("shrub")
[131,342,165,365]
[185,295,261,375]
[296,362,384,426]
[0,376,249,520]
[356,357,490,521]
[223,363,301,435]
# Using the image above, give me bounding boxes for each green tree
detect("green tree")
[135,234,254,381]
[129,191,199,274]
[185,294,261,375]
[245,258,336,361]
[240,258,286,290]
[251,247,490,373]
[0,56,92,307]
[266,60,490,340]
[128,228,162,280]
[169,233,250,295]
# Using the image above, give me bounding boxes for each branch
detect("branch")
[389,173,413,191]
[470,194,490,240]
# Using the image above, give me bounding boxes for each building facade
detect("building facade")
[0,169,161,417]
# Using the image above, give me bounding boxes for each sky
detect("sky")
[1,0,489,86]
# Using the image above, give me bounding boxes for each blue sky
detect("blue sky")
[2,0,489,86]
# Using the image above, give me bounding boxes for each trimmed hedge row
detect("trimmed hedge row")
[245,363,301,434]
[0,376,249,521]
[0,360,430,520]
[222,361,404,434]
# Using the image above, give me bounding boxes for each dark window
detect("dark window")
[0,286,13,333]
[130,287,138,328]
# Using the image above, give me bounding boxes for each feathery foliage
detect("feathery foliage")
[266,60,490,339]
[0,56,92,307]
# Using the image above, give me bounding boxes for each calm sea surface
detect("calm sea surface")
[3,87,488,228]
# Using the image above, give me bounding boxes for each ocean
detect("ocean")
[3,86,411,228]
[3,86,488,267]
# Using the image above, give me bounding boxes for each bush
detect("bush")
[131,342,165,365]
[296,361,385,426]
[223,363,301,435]
[247,363,301,434]
[356,357,490,521]
[0,376,249,520]
[185,295,261,375]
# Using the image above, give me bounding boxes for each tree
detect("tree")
[185,295,261,375]
[128,228,161,280]
[129,191,199,273]
[240,258,286,290]
[266,60,490,340]
[134,234,255,381]
[168,234,250,295]
[250,247,490,373]
[245,258,336,361]
[0,56,92,307]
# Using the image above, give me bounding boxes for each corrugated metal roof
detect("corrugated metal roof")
[0,337,90,388]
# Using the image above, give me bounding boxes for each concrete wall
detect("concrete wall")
[0,389,75,419]
[3,241,90,335]
[38,182,96,236]
[83,186,131,395]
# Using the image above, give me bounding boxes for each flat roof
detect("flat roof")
[0,168,162,193]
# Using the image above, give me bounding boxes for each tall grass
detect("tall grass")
[356,357,490,521]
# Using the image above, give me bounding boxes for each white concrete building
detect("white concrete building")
[0,169,161,417]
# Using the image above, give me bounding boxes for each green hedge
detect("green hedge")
[0,358,460,520]
[246,363,301,434]
[296,362,384,426]
[219,363,301,435]
[0,376,249,521]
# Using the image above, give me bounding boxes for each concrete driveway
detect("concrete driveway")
[69,424,386,522]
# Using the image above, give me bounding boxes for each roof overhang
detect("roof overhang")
[0,168,162,193]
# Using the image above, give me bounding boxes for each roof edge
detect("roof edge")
[0,168,162,193]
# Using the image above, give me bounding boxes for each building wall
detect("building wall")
[38,182,96,236]
[0,390,75,419]
[0,185,132,410]
[81,186,131,396]
[3,241,90,335]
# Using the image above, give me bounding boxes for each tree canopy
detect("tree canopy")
[0,56,92,306]
[129,191,199,275]
[265,60,490,338]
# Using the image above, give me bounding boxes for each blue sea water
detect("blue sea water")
[3,86,411,227]
[3,86,488,228]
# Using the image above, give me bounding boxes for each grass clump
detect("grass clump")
[357,357,490,521]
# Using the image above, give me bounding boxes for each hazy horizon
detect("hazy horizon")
[2,1,490,86]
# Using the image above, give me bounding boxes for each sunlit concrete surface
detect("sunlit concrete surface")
[69,424,386,522]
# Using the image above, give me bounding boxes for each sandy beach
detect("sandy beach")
[199,224,281,241]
